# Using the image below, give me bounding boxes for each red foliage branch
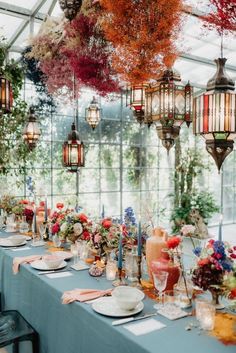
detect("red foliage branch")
[202,0,236,34]
[63,13,120,96]
[99,0,183,83]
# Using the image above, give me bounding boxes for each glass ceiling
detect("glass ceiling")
[0,0,235,91]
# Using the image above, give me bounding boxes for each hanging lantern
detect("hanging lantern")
[128,84,148,125]
[85,97,101,130]
[23,107,41,150]
[63,122,84,172]
[0,73,13,114]
[194,58,236,171]
[145,69,193,151]
[58,0,82,21]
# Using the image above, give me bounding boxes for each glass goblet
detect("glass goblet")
[152,270,169,310]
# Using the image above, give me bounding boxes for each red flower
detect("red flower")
[52,223,60,234]
[167,236,181,249]
[23,208,34,222]
[229,288,236,300]
[82,231,90,241]
[102,219,112,229]
[78,213,88,223]
[230,253,236,259]
[56,203,64,210]
[39,201,45,207]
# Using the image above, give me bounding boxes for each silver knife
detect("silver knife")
[112,312,157,326]
[37,269,72,275]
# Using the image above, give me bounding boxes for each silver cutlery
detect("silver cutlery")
[38,269,72,275]
[112,312,157,326]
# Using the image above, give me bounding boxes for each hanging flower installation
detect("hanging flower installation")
[27,17,74,97]
[63,13,120,96]
[202,0,236,34]
[99,0,183,83]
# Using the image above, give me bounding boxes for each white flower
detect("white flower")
[60,223,68,232]
[73,222,83,236]
[181,224,195,236]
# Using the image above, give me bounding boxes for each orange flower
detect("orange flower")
[19,199,29,205]
[229,288,236,300]
[198,258,210,267]
[102,218,112,229]
[78,213,88,223]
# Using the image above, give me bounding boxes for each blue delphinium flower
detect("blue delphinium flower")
[193,246,202,257]
[213,240,226,259]
[124,207,137,226]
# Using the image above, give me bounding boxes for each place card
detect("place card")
[11,247,31,251]
[46,272,73,279]
[70,261,89,271]
[157,303,189,320]
[124,318,166,336]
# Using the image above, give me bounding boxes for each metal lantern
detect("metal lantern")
[145,69,193,151]
[23,107,41,150]
[85,97,101,130]
[0,73,13,114]
[128,84,148,125]
[194,58,236,171]
[58,0,82,21]
[63,122,84,172]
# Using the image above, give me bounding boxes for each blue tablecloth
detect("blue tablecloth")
[0,233,235,353]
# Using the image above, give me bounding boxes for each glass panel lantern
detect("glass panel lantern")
[22,107,41,150]
[85,97,101,130]
[0,75,13,114]
[63,122,84,172]
[145,69,193,151]
[193,58,236,171]
[128,83,149,125]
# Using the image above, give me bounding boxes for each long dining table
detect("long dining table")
[0,232,235,353]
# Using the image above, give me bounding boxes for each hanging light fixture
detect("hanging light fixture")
[62,75,84,172]
[63,122,84,172]
[85,96,101,130]
[193,58,236,171]
[128,83,149,125]
[0,72,13,115]
[58,0,82,21]
[23,107,41,150]
[145,69,193,151]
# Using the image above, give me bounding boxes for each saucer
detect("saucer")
[0,239,27,247]
[30,260,67,271]
[92,297,144,317]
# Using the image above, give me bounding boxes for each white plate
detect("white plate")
[51,251,73,261]
[14,234,32,241]
[30,259,67,271]
[92,297,144,317]
[0,239,27,247]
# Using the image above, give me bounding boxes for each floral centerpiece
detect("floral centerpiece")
[91,218,120,256]
[0,195,18,214]
[49,206,92,243]
[192,240,236,306]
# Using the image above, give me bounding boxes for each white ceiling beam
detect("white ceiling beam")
[180,53,236,73]
[0,1,44,21]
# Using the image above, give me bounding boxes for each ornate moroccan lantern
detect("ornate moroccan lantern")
[85,97,101,130]
[145,69,193,151]
[58,0,82,21]
[194,58,236,171]
[128,84,148,125]
[63,122,84,172]
[23,107,41,150]
[0,73,13,114]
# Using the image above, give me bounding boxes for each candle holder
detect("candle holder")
[112,268,127,287]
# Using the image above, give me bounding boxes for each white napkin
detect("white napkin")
[124,318,166,336]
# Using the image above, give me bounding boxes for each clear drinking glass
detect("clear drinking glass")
[196,300,215,330]
[71,244,79,264]
[19,216,29,234]
[152,270,169,310]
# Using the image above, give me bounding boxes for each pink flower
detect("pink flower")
[94,233,102,243]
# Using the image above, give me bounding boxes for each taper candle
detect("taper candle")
[137,220,142,256]
[33,206,37,234]
[218,214,223,241]
[118,231,123,270]
[101,204,105,219]
[44,196,48,222]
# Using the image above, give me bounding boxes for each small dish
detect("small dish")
[112,286,145,310]
[30,260,67,271]
[43,255,64,269]
[92,297,144,317]
[8,235,26,246]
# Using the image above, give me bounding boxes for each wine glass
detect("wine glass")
[39,224,46,240]
[152,271,169,310]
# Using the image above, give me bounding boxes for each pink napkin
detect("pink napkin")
[13,255,42,274]
[62,288,112,304]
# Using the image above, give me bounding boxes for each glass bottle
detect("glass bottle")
[19,216,29,234]
[174,270,193,308]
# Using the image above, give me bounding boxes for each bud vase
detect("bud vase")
[209,286,225,310]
